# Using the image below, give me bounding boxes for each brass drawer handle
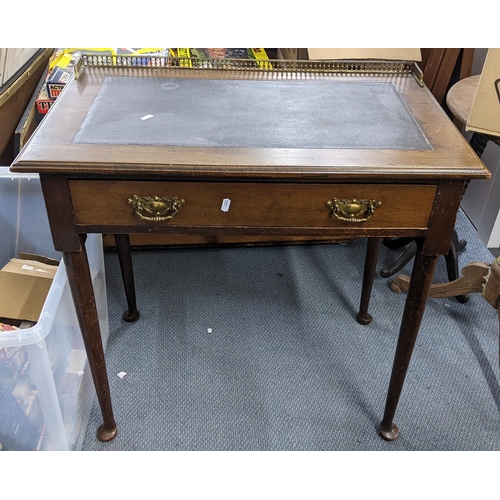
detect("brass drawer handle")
[127,195,185,222]
[326,197,382,223]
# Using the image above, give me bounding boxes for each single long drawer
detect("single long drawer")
[69,180,437,230]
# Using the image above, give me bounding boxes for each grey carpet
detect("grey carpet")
[82,209,500,450]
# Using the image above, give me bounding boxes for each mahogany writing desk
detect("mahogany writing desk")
[11,57,490,443]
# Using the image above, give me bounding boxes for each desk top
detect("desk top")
[12,62,490,181]
[74,77,431,151]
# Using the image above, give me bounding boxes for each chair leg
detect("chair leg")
[382,237,415,250]
[380,242,417,278]
[469,132,489,158]
[452,228,467,252]
[445,235,469,303]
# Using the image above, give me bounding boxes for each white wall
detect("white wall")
[489,211,500,248]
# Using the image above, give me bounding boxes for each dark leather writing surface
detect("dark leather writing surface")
[74,77,431,150]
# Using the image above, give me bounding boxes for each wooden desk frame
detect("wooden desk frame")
[11,62,490,443]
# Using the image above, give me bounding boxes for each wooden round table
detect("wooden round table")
[446,74,500,148]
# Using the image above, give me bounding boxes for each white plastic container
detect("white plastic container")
[0,168,109,451]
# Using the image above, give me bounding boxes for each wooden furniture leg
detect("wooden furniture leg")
[63,236,117,442]
[357,237,382,325]
[390,261,490,298]
[114,234,140,322]
[390,256,500,370]
[380,231,468,302]
[378,238,440,440]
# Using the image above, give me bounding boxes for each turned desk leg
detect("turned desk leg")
[114,234,140,322]
[378,239,439,441]
[357,237,382,325]
[63,242,117,442]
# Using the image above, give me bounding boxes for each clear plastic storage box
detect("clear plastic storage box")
[0,167,109,451]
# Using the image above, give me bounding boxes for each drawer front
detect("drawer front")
[69,180,437,230]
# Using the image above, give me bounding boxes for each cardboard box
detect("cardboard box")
[57,48,170,66]
[35,83,54,115]
[278,48,421,61]
[46,49,170,97]
[46,52,79,98]
[46,67,74,98]
[172,48,270,68]
[0,256,58,322]
[466,48,500,139]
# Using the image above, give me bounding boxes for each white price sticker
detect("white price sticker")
[221,198,231,212]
